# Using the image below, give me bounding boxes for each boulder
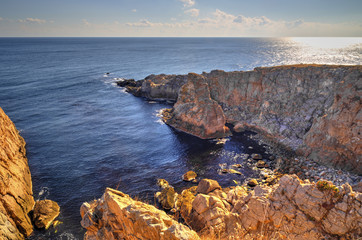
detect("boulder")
[196,179,222,194]
[251,154,263,160]
[182,171,197,182]
[32,200,60,229]
[256,160,267,168]
[247,179,258,187]
[81,188,200,240]
[155,186,178,210]
[0,107,35,238]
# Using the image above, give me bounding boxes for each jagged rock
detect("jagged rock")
[181,175,362,239]
[32,200,60,229]
[155,186,178,210]
[182,171,197,182]
[196,179,221,194]
[165,73,231,139]
[118,74,188,101]
[81,188,200,240]
[0,107,35,239]
[125,65,362,174]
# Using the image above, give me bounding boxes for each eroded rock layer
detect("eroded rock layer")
[0,107,35,239]
[80,188,200,240]
[119,65,362,173]
[82,175,362,239]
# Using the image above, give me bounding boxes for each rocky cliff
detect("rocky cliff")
[119,65,362,174]
[0,107,35,239]
[82,175,362,239]
[80,188,200,240]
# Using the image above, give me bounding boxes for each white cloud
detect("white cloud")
[132,9,137,13]
[184,8,199,17]
[126,19,154,28]
[18,18,47,24]
[0,17,3,21]
[179,0,195,8]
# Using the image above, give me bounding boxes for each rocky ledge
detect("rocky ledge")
[82,175,362,239]
[118,65,362,174]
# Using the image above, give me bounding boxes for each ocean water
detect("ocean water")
[0,37,360,239]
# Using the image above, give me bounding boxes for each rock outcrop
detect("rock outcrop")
[120,65,362,174]
[80,188,200,240]
[177,175,362,239]
[117,74,187,101]
[0,107,35,239]
[81,176,362,239]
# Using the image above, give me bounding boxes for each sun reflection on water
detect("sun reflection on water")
[291,37,362,49]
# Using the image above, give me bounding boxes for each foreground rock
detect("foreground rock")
[81,175,361,239]
[121,65,362,174]
[81,188,200,240]
[183,175,362,239]
[0,107,35,239]
[32,200,60,229]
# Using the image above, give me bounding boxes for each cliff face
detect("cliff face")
[203,65,361,173]
[81,175,362,239]
[120,65,362,174]
[0,107,35,239]
[80,188,200,240]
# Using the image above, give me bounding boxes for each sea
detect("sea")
[0,37,360,239]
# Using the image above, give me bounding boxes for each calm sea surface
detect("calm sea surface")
[0,37,360,239]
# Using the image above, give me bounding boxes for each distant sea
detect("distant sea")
[0,37,360,239]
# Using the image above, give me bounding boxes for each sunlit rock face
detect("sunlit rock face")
[82,175,362,240]
[0,107,35,239]
[80,188,200,240]
[180,175,362,239]
[120,65,362,174]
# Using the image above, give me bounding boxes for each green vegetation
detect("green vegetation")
[316,180,340,197]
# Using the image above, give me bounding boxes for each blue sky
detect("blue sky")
[0,0,361,37]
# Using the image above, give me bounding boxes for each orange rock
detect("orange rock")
[81,188,200,240]
[0,107,35,238]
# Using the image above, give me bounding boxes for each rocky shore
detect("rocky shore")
[118,65,362,175]
[0,107,60,239]
[81,173,362,239]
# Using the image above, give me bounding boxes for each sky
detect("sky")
[0,0,361,37]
